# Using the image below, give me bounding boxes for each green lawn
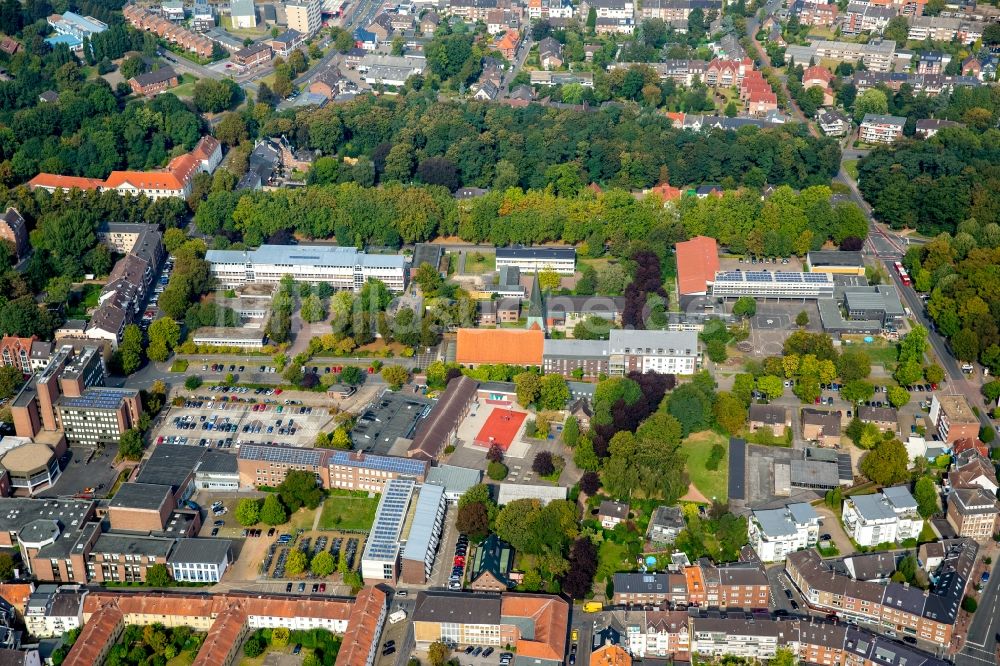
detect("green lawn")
[679,431,730,503]
[318,493,380,531]
[843,159,859,181]
[464,251,496,275]
[596,539,631,583]
[66,283,103,319]
[171,73,198,98]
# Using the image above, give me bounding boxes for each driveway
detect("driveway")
[813,504,856,557]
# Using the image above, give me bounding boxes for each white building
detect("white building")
[859,114,906,144]
[495,246,576,274]
[230,0,257,28]
[359,54,427,86]
[191,327,267,350]
[710,270,835,299]
[586,0,635,19]
[497,483,568,506]
[361,479,415,582]
[24,586,85,639]
[608,329,699,375]
[285,0,323,35]
[206,245,407,292]
[748,502,820,563]
[842,486,922,547]
[169,539,233,583]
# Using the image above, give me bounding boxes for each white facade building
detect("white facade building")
[608,330,698,375]
[859,114,905,144]
[711,270,834,299]
[169,539,232,583]
[286,0,323,35]
[361,479,416,582]
[206,245,407,292]
[495,246,576,274]
[230,0,257,28]
[842,486,922,547]
[748,502,821,563]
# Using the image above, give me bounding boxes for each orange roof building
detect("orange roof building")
[456,328,544,367]
[646,182,683,203]
[28,136,221,200]
[675,236,720,296]
[591,643,632,666]
[496,30,520,59]
[336,586,389,666]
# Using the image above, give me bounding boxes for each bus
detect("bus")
[893,261,911,286]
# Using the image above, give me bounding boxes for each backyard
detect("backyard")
[679,431,729,504]
[317,491,379,531]
[66,283,103,319]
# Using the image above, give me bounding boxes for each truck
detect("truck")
[388,610,407,625]
[582,602,603,613]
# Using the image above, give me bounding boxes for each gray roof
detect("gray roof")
[401,483,445,563]
[413,590,501,623]
[109,483,171,511]
[135,444,198,490]
[613,573,668,594]
[749,404,788,425]
[496,246,575,261]
[207,244,404,270]
[425,465,483,496]
[0,498,92,534]
[196,449,239,475]
[131,67,177,87]
[168,537,232,564]
[861,113,906,126]
[882,485,917,511]
[790,459,842,488]
[848,493,897,521]
[543,339,610,358]
[91,533,174,558]
[608,329,698,356]
[808,251,863,267]
[858,405,898,424]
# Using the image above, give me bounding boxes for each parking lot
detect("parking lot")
[261,530,366,583]
[152,388,334,450]
[38,445,122,499]
[139,255,174,333]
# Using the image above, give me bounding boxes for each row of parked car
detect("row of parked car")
[449,534,469,590]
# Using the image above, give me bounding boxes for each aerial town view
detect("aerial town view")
[0,0,997,665]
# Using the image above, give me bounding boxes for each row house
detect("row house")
[612,573,689,606]
[842,3,896,36]
[611,60,708,86]
[790,0,838,26]
[640,0,721,21]
[123,4,213,57]
[740,70,777,116]
[908,15,984,44]
[802,65,835,106]
[785,539,977,645]
[917,51,950,76]
[704,58,753,87]
[595,16,635,33]
[612,561,769,610]
[446,0,508,23]
[527,0,575,20]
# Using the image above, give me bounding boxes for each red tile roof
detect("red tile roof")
[675,236,719,295]
[64,602,125,666]
[647,183,682,202]
[336,587,388,666]
[456,329,544,366]
[500,593,568,662]
[26,174,104,191]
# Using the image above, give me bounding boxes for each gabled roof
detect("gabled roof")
[456,329,544,366]
[675,236,719,295]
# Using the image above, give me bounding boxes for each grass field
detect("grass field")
[843,159,859,181]
[66,283,103,319]
[680,431,730,503]
[464,251,495,275]
[171,73,199,98]
[596,539,631,583]
[318,493,380,531]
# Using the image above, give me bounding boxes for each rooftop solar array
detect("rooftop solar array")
[238,444,326,467]
[329,451,426,476]
[58,388,135,409]
[363,478,415,562]
[715,271,833,284]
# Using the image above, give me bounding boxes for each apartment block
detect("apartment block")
[946,487,999,542]
[285,0,322,35]
[859,113,906,143]
[842,486,922,546]
[748,502,820,563]
[929,394,979,443]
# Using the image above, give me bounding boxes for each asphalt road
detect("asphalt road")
[959,566,1000,665]
[836,155,994,437]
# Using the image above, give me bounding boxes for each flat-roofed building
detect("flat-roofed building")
[361,478,417,582]
[859,114,906,144]
[842,486,922,546]
[806,251,865,276]
[400,483,447,584]
[169,538,233,582]
[495,246,576,274]
[749,502,820,562]
[929,394,979,443]
[207,245,405,292]
[608,330,698,376]
[191,327,267,350]
[711,270,835,299]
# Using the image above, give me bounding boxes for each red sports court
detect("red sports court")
[474,408,528,451]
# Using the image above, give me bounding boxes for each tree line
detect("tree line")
[858,128,1000,235]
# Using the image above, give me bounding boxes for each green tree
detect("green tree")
[563,415,580,446]
[756,375,784,400]
[147,317,181,362]
[732,296,757,318]
[713,391,747,435]
[854,88,889,122]
[236,498,261,526]
[796,310,810,327]
[119,428,145,461]
[311,550,336,576]
[884,16,910,43]
[733,374,755,407]
[118,324,144,375]
[538,268,561,291]
[301,293,326,323]
[278,470,325,511]
[428,641,451,666]
[771,648,796,666]
[836,348,871,382]
[962,596,978,613]
[260,494,288,525]
[860,438,909,486]
[382,365,409,390]
[887,385,910,408]
[145,563,172,587]
[120,55,145,79]
[184,375,203,391]
[842,380,875,404]
[924,364,945,384]
[285,549,308,576]
[913,476,938,518]
[538,374,570,410]
[514,371,541,407]
[0,365,24,401]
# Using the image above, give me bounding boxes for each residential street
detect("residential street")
[959,546,1000,665]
